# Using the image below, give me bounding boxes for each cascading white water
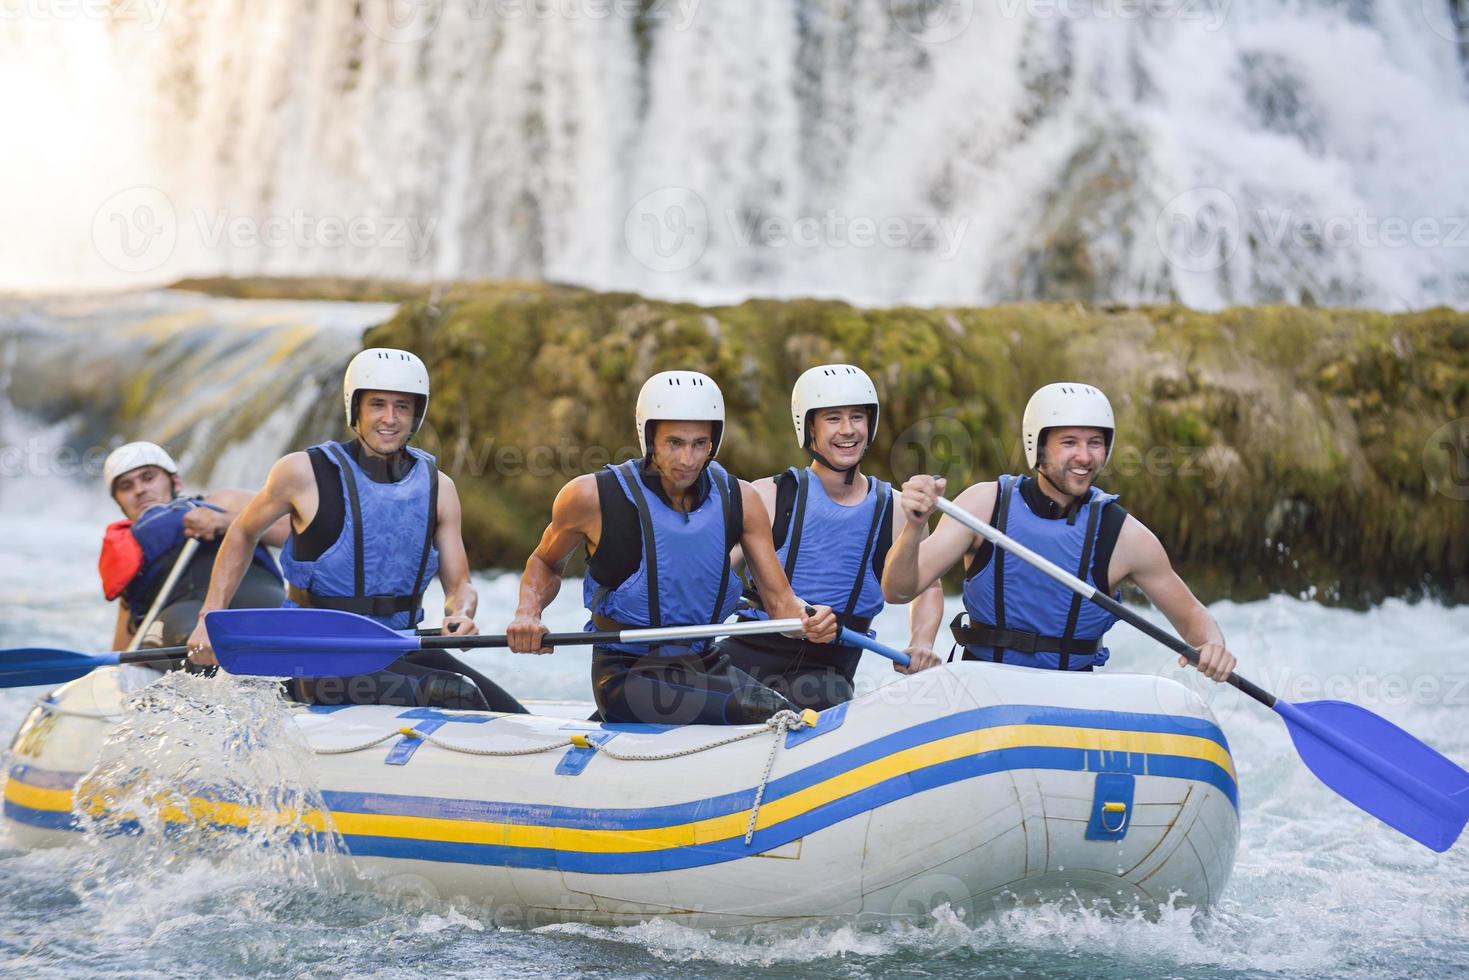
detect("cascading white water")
[3,0,1467,308]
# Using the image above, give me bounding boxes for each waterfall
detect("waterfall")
[2,0,1467,309]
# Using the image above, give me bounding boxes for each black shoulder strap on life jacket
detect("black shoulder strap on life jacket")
[782,467,811,583]
[838,479,888,629]
[708,469,736,625]
[769,467,800,551]
[990,476,1016,664]
[1057,495,1104,671]
[619,460,661,628]
[408,456,439,623]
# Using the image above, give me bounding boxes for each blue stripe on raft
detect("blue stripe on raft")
[7,765,82,790]
[330,746,1237,873]
[3,799,81,832]
[322,704,1233,830]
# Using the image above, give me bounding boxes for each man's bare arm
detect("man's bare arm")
[433,473,478,636]
[883,478,992,603]
[186,453,310,664]
[200,487,291,547]
[1113,516,1236,682]
[507,475,599,653]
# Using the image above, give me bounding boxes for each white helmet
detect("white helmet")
[635,370,725,458]
[791,364,880,450]
[1022,382,1115,469]
[344,348,430,434]
[103,441,179,492]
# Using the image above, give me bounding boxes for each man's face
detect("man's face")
[1038,426,1108,497]
[112,465,180,520]
[808,406,870,470]
[356,389,418,455]
[649,420,714,492]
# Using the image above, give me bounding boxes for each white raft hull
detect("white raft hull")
[4,662,1239,927]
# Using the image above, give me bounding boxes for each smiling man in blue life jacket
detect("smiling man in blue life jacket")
[185,348,525,712]
[101,441,288,652]
[507,370,838,725]
[883,383,1237,682]
[712,364,946,711]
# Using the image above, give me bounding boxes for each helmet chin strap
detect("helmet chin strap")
[808,447,862,485]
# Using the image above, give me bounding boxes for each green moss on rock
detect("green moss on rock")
[355,281,1468,607]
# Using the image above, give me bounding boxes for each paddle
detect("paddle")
[203,607,827,678]
[0,645,194,689]
[932,495,1469,852]
[838,626,911,667]
[127,538,200,653]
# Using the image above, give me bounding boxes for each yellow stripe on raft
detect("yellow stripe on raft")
[4,778,72,814]
[335,723,1234,852]
[5,723,1235,852]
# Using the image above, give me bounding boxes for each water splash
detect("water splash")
[71,671,346,895]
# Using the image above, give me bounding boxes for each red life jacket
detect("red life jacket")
[99,520,144,601]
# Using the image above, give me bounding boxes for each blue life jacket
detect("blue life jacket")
[739,466,889,632]
[582,459,742,655]
[957,474,1120,671]
[279,441,439,630]
[120,496,281,627]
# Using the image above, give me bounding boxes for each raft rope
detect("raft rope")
[307,708,817,846]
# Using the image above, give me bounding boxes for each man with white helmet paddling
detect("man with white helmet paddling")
[101,441,289,653]
[507,370,838,725]
[186,348,525,712]
[883,383,1237,681]
[712,364,945,711]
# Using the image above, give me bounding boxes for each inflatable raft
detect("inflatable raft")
[4,661,1239,927]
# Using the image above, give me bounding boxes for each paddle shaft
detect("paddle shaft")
[932,496,1276,707]
[127,538,200,653]
[412,616,810,651]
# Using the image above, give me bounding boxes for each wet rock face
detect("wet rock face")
[358,281,1468,607]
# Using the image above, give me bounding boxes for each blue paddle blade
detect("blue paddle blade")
[206,608,417,678]
[0,648,118,689]
[1276,699,1469,852]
